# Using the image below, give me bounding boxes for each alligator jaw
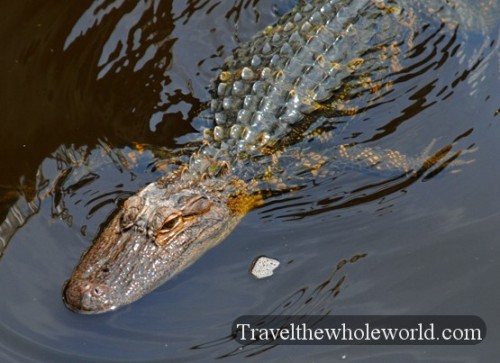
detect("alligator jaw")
[63,172,249,314]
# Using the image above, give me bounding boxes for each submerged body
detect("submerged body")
[63,0,492,313]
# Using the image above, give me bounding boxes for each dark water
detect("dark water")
[0,0,499,362]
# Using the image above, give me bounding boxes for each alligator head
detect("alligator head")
[63,167,257,313]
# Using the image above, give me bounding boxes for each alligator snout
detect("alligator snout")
[62,176,246,313]
[63,279,115,313]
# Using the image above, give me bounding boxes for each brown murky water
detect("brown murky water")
[0,0,499,362]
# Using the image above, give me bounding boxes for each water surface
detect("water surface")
[0,0,499,362]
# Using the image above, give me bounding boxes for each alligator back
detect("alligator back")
[204,0,491,165]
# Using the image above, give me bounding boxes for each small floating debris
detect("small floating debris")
[250,256,280,279]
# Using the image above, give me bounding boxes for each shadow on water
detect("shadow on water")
[0,0,499,362]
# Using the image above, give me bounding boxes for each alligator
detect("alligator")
[62,0,494,313]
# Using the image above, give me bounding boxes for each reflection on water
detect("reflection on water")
[192,253,367,358]
[0,0,499,361]
[0,141,178,255]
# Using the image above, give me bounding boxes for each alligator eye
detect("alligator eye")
[154,213,184,247]
[160,214,183,231]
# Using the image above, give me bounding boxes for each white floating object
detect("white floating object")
[250,256,280,279]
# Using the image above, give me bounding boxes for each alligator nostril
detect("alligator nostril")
[91,285,106,297]
[82,281,109,299]
[63,279,111,313]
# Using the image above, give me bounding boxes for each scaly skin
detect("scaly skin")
[64,167,258,312]
[63,0,492,313]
